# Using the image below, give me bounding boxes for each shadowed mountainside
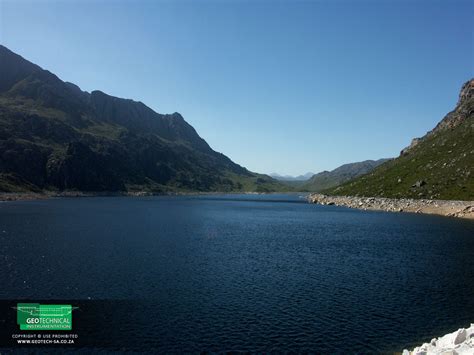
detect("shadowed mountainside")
[0,45,285,193]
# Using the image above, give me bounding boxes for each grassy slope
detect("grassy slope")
[299,174,337,192]
[326,117,474,200]
[283,160,390,193]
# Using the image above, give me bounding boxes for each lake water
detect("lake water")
[1,194,473,353]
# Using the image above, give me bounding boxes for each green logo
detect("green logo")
[17,303,72,330]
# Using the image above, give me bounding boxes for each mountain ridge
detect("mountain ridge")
[0,45,285,193]
[298,159,390,192]
[326,79,474,200]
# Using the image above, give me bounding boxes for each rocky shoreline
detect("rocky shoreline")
[0,191,137,202]
[0,190,270,202]
[308,194,474,219]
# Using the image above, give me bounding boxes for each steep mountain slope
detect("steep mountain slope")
[298,159,390,192]
[326,79,474,200]
[0,45,284,193]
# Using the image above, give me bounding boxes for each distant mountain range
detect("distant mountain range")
[0,45,285,193]
[1,46,471,199]
[298,159,390,192]
[327,79,474,200]
[269,172,315,181]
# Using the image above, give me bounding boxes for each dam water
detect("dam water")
[1,194,473,352]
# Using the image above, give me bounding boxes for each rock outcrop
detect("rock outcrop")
[401,79,474,156]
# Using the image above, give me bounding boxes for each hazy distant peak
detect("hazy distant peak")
[270,172,315,181]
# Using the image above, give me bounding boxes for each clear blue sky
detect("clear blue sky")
[1,0,473,176]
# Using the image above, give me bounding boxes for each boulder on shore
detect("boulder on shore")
[403,324,474,355]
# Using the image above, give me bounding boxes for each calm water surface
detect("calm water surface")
[1,194,473,353]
